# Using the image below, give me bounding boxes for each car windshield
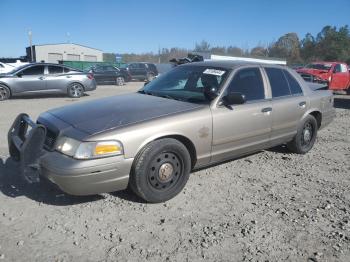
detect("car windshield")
[305,63,332,71]
[8,64,31,74]
[140,65,229,104]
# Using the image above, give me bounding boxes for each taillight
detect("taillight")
[87,73,94,80]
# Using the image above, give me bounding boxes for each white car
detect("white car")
[0,62,15,74]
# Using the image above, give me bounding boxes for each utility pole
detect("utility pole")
[28,30,34,62]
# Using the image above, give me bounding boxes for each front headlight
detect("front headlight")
[55,137,123,159]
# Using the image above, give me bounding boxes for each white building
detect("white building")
[209,54,287,65]
[26,43,103,63]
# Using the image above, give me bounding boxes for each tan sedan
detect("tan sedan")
[8,61,335,202]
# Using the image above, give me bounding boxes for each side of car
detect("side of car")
[89,65,129,86]
[127,63,158,81]
[0,64,96,100]
[89,64,333,202]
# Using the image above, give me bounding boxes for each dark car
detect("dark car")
[88,65,131,86]
[126,62,158,81]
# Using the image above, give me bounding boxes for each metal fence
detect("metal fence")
[59,60,127,71]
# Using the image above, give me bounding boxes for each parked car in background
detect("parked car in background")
[7,61,334,202]
[87,65,131,86]
[125,62,158,81]
[0,62,15,74]
[0,63,96,101]
[297,62,350,94]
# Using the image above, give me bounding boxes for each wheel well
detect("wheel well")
[310,111,322,128]
[0,83,12,96]
[156,135,197,169]
[68,82,85,91]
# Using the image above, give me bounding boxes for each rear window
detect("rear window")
[283,70,303,95]
[265,68,291,98]
[48,65,63,74]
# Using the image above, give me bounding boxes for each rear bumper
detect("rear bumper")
[8,113,133,195]
[84,79,97,91]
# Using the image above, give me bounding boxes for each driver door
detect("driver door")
[14,65,46,93]
[211,67,272,163]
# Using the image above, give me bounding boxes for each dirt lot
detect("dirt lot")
[0,82,349,262]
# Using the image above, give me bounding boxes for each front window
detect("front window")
[141,65,229,104]
[305,63,332,71]
[21,65,45,76]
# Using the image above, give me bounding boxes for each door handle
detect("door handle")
[299,101,306,108]
[66,75,72,78]
[38,76,45,80]
[261,107,272,113]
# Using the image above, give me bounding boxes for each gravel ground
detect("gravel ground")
[0,82,349,262]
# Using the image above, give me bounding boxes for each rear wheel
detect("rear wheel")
[0,85,10,101]
[67,83,84,98]
[129,138,191,203]
[116,76,125,86]
[287,115,318,154]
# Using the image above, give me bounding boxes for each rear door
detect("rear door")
[264,67,307,146]
[46,65,69,91]
[211,67,272,162]
[127,63,138,78]
[14,65,46,93]
[93,66,108,84]
[104,65,118,83]
[330,63,349,90]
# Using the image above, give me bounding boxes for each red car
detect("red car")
[297,62,350,93]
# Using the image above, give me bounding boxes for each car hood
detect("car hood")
[47,93,203,135]
[297,68,329,78]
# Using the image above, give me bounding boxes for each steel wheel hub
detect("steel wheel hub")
[302,122,313,145]
[148,152,182,191]
[158,163,174,182]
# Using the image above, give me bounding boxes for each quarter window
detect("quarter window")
[265,68,291,98]
[283,70,303,95]
[227,68,265,101]
[21,65,45,76]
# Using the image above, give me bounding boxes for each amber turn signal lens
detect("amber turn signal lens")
[94,144,121,155]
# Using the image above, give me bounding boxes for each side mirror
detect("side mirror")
[144,81,149,86]
[222,92,246,106]
[17,72,23,78]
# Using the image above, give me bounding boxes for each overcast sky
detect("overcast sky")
[1,0,349,57]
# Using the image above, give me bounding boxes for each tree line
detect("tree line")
[103,25,350,65]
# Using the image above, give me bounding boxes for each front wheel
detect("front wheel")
[67,83,84,98]
[129,138,191,203]
[0,85,11,101]
[287,115,318,154]
[116,76,125,86]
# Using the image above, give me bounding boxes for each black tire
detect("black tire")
[0,84,11,101]
[287,115,318,154]
[67,83,84,98]
[129,138,191,203]
[116,76,125,86]
[146,73,155,82]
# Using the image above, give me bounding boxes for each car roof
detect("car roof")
[180,60,287,70]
